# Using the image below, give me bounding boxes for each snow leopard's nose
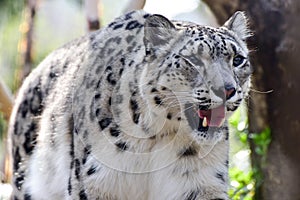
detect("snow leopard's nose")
[212,85,236,101]
[225,85,236,100]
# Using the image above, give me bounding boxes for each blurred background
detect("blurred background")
[0,0,299,199]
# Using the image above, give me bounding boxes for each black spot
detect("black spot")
[196,97,207,101]
[94,93,101,99]
[130,99,138,111]
[14,147,21,171]
[96,79,102,88]
[107,73,117,85]
[216,172,225,182]
[154,96,162,105]
[98,118,112,130]
[128,60,134,67]
[124,11,135,20]
[143,13,150,18]
[29,84,43,115]
[82,145,91,165]
[23,122,37,155]
[105,65,112,72]
[113,23,123,30]
[69,119,75,160]
[225,130,229,140]
[131,90,137,96]
[119,68,124,76]
[185,190,200,200]
[120,57,125,65]
[19,99,28,118]
[145,49,151,56]
[167,113,172,120]
[14,175,24,190]
[24,193,31,200]
[108,21,116,28]
[225,160,229,167]
[68,115,74,135]
[110,127,120,137]
[179,146,197,157]
[49,72,56,78]
[132,112,140,124]
[147,80,154,85]
[95,108,101,116]
[79,190,88,200]
[87,166,97,175]
[149,135,156,140]
[68,177,72,195]
[13,121,19,135]
[161,86,167,90]
[130,98,140,124]
[177,117,181,121]
[151,88,158,93]
[75,159,80,180]
[125,20,141,30]
[115,141,128,151]
[108,97,112,106]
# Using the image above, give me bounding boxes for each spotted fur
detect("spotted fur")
[9,10,252,200]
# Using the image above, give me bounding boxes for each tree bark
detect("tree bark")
[203,0,300,199]
[0,80,13,183]
[19,0,37,83]
[85,0,101,31]
[0,80,13,121]
[202,0,238,25]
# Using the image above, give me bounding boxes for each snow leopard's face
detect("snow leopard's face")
[141,13,252,133]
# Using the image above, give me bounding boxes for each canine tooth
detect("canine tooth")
[202,117,208,127]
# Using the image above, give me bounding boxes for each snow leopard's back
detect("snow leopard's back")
[9,11,149,199]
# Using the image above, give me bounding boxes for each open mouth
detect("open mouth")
[184,104,226,132]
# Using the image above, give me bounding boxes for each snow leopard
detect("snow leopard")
[9,10,252,200]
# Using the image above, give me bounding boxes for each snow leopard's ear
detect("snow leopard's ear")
[223,11,252,40]
[144,14,176,52]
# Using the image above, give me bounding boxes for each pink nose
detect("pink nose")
[225,88,236,100]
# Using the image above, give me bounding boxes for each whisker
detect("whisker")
[250,88,273,94]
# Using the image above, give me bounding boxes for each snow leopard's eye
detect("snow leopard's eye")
[233,55,246,67]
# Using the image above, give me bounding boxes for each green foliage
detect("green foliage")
[0,0,24,17]
[228,106,271,200]
[229,107,254,199]
[0,0,24,92]
[249,127,271,193]
[249,127,271,158]
[0,112,6,139]
[229,167,254,200]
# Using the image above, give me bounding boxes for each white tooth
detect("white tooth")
[202,117,208,127]
[218,118,226,127]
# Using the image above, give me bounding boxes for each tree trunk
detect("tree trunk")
[19,0,37,83]
[0,80,13,183]
[85,0,101,31]
[0,80,13,121]
[203,0,300,199]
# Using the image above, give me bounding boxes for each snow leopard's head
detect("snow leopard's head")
[140,12,252,134]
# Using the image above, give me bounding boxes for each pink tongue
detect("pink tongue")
[198,105,225,127]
